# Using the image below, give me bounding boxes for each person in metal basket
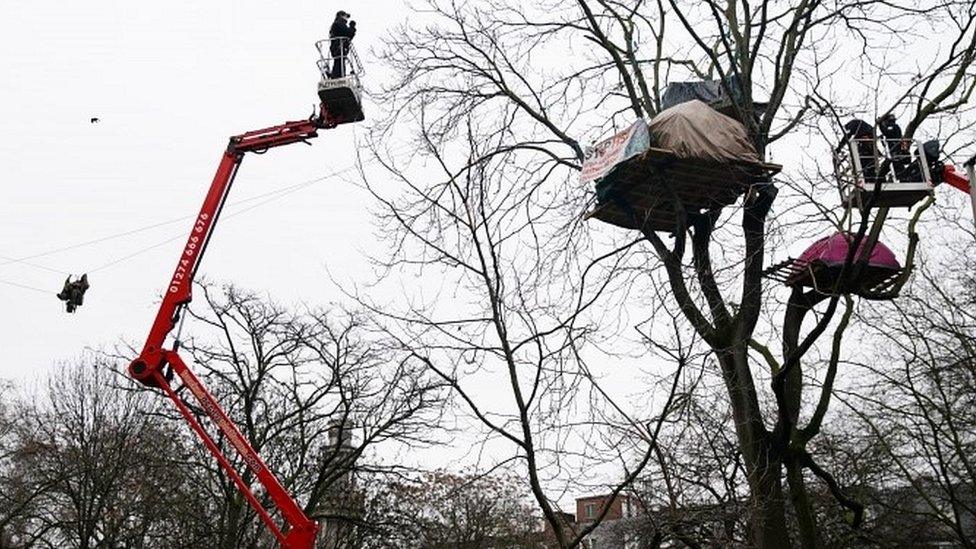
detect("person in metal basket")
[329,11,356,78]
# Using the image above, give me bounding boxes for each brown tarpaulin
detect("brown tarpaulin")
[647,99,760,165]
[585,100,780,232]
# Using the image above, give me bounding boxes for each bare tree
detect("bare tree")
[0,380,51,549]
[0,358,209,549]
[625,390,750,547]
[163,283,446,549]
[835,244,976,547]
[1,283,446,549]
[368,0,976,547]
[357,471,542,548]
[358,90,691,544]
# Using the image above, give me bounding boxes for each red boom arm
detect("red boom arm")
[129,117,324,549]
[943,163,972,195]
[942,159,976,230]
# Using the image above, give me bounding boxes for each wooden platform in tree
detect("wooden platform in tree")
[585,147,781,232]
[763,257,903,299]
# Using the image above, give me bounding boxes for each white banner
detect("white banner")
[580,119,650,184]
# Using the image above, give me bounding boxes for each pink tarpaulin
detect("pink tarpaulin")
[796,232,900,269]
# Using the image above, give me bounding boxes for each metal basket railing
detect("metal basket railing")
[315,37,364,81]
[835,137,934,192]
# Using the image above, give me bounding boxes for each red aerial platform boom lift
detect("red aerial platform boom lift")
[128,37,365,549]
[128,118,324,549]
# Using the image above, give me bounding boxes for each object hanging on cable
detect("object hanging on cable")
[56,274,89,313]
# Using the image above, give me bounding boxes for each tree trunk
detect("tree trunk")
[786,456,823,549]
[221,497,245,549]
[745,443,791,548]
[716,347,792,548]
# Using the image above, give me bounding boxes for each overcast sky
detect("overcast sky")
[0,0,675,484]
[3,0,964,382]
[0,1,414,382]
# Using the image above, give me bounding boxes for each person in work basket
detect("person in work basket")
[329,10,357,78]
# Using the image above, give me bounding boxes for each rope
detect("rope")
[0,176,332,290]
[86,234,187,274]
[0,278,51,294]
[0,131,402,295]
[0,216,194,268]
[0,254,70,276]
[0,163,361,272]
[86,162,357,273]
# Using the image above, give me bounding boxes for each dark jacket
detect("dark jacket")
[329,17,356,56]
[330,17,354,40]
[843,119,880,182]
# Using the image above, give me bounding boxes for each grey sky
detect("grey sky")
[0,0,652,480]
[0,1,408,381]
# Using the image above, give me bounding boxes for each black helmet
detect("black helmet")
[844,119,874,139]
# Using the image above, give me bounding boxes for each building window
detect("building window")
[585,502,596,519]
